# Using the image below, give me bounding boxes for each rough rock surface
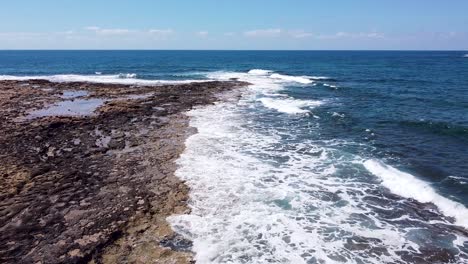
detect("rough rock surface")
[0,80,246,263]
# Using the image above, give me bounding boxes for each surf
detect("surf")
[364,159,468,228]
[168,69,468,263]
[0,74,208,85]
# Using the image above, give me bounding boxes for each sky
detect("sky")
[0,0,467,50]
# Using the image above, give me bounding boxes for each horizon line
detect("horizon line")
[0,49,467,52]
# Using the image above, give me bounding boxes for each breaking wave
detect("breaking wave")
[0,74,208,85]
[269,73,313,84]
[364,160,468,228]
[257,97,323,114]
[168,69,468,263]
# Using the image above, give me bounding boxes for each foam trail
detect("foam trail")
[168,99,430,263]
[323,83,338,88]
[207,69,316,92]
[308,76,331,80]
[169,70,457,263]
[168,69,468,263]
[118,73,137,78]
[209,69,324,114]
[248,69,273,75]
[206,70,285,93]
[270,73,313,84]
[364,159,468,228]
[258,97,322,114]
[0,74,208,85]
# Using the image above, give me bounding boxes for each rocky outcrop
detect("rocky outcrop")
[0,80,246,263]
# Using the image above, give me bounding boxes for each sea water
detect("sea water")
[1,50,467,263]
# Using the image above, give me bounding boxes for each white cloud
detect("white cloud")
[99,29,131,35]
[83,27,175,39]
[2,27,467,50]
[85,26,100,31]
[0,32,45,38]
[148,29,173,35]
[429,31,465,39]
[147,29,174,40]
[196,31,209,37]
[244,29,313,39]
[244,29,282,37]
[317,32,385,39]
[85,26,132,35]
[289,30,313,39]
[0,30,75,38]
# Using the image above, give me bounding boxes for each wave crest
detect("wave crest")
[258,97,323,114]
[364,159,468,228]
[248,69,273,75]
[118,73,137,79]
[0,74,208,85]
[269,73,313,84]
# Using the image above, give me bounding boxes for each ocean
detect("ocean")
[1,50,467,263]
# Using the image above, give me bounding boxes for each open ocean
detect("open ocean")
[1,50,467,263]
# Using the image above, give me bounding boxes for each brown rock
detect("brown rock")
[0,79,247,263]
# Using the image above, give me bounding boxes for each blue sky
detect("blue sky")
[1,0,467,50]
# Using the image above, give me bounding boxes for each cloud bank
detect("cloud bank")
[0,26,466,50]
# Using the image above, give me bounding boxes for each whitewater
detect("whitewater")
[167,70,468,263]
[2,69,467,263]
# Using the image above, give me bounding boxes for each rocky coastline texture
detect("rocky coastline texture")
[0,79,246,263]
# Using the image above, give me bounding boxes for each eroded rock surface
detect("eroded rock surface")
[0,80,246,263]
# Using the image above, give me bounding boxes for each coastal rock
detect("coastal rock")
[0,79,247,263]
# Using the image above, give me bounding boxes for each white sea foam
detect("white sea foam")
[270,73,313,84]
[308,76,331,80]
[364,160,468,228]
[208,69,323,114]
[258,97,322,114]
[447,176,467,185]
[208,69,316,91]
[118,73,137,78]
[323,83,338,88]
[0,74,208,85]
[463,54,468,58]
[234,69,318,84]
[248,69,273,75]
[332,112,345,118]
[168,99,427,263]
[262,93,289,97]
[206,70,286,93]
[169,69,468,263]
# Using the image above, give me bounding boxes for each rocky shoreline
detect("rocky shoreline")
[0,79,247,263]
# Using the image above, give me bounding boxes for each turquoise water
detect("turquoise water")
[1,51,467,263]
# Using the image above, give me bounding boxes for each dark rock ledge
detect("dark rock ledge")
[0,80,247,264]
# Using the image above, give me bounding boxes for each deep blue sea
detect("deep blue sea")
[1,51,467,263]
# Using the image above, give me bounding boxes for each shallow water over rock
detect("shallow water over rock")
[27,98,105,118]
